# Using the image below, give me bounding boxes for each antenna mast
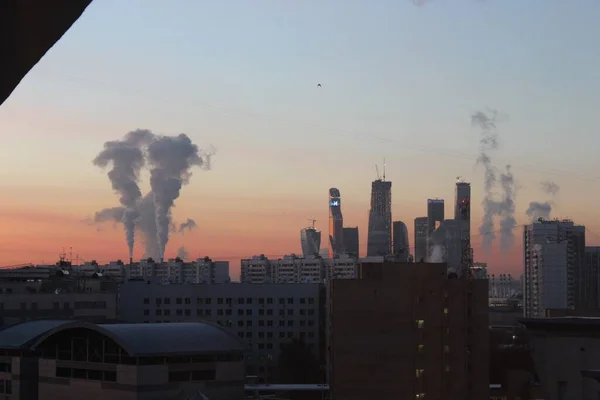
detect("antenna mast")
[383,158,386,181]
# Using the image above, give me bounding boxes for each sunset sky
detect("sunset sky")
[1,0,600,280]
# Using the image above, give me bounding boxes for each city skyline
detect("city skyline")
[2,0,600,279]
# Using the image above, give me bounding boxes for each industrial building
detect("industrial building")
[118,280,326,380]
[240,254,358,283]
[0,320,246,399]
[327,261,489,400]
[523,219,586,318]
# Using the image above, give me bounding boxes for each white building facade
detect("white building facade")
[240,254,359,283]
[125,258,230,284]
[523,219,585,318]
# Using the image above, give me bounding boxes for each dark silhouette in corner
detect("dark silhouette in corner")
[0,0,93,106]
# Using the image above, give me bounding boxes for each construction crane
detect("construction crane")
[307,218,316,229]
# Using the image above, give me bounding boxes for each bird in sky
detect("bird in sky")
[317,84,322,88]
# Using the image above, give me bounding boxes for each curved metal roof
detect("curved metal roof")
[0,320,246,356]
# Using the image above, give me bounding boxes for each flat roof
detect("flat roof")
[0,320,246,356]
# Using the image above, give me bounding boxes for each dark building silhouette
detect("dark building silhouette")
[328,262,489,400]
[342,227,359,257]
[392,221,409,261]
[329,188,345,256]
[367,179,392,256]
[1,0,92,106]
[414,217,428,262]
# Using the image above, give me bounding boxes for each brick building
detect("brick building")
[327,262,489,400]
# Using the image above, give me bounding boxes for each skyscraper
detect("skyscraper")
[301,226,321,257]
[455,181,472,276]
[392,221,409,261]
[329,188,345,256]
[414,217,428,262]
[426,199,445,259]
[367,179,392,256]
[343,227,359,258]
[523,219,585,318]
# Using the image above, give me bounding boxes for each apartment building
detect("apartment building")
[328,262,489,400]
[126,257,230,284]
[118,280,326,379]
[240,254,358,283]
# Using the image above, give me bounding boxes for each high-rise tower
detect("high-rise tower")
[329,188,345,256]
[301,220,321,257]
[367,171,392,257]
[414,217,428,262]
[393,221,409,261]
[343,227,359,258]
[455,181,472,278]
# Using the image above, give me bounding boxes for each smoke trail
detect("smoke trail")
[146,134,212,259]
[526,181,560,222]
[472,110,499,251]
[427,244,445,263]
[176,246,189,260]
[136,193,161,260]
[526,201,552,221]
[179,218,197,234]
[541,180,560,196]
[93,129,155,257]
[94,207,125,224]
[498,165,517,251]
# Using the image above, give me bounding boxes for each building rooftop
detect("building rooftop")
[0,320,246,356]
[519,317,600,335]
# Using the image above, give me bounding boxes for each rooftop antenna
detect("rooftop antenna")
[383,158,386,181]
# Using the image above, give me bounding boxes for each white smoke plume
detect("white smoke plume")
[427,244,445,263]
[93,129,214,260]
[472,109,517,252]
[526,181,560,221]
[179,218,197,234]
[93,130,154,257]
[176,246,189,260]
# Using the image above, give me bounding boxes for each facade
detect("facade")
[240,255,358,283]
[584,247,600,310]
[0,272,118,328]
[520,317,600,400]
[426,199,445,256]
[328,262,489,400]
[523,219,586,318]
[119,281,325,380]
[392,221,409,261]
[328,188,345,256]
[342,227,359,258]
[126,258,230,284]
[366,179,392,256]
[414,217,428,262]
[300,226,321,257]
[0,320,246,399]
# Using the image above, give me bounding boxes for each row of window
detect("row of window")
[147,308,317,318]
[144,297,317,306]
[237,330,316,341]
[2,301,108,311]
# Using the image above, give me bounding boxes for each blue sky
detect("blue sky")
[1,0,600,271]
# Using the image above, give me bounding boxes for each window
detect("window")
[185,298,191,305]
[416,394,426,399]
[144,309,150,316]
[416,320,425,328]
[176,309,182,316]
[184,309,191,316]
[176,298,182,305]
[205,298,211,305]
[245,309,252,316]
[156,309,162,316]
[417,344,425,353]
[217,298,224,304]
[308,298,314,304]
[164,298,171,304]
[237,298,244,304]
[259,298,265,304]
[197,310,203,316]
[279,298,285,305]
[238,309,244,316]
[287,320,294,327]
[246,298,253,304]
[416,369,425,378]
[444,345,449,354]
[259,309,265,316]
[443,308,449,316]
[267,298,273,304]
[287,298,293,304]
[287,309,293,316]
[164,309,171,316]
[246,320,253,327]
[197,298,203,305]
[217,309,224,316]
[279,320,285,327]
[300,298,306,304]
[143,298,149,304]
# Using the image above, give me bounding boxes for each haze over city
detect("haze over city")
[2,0,600,280]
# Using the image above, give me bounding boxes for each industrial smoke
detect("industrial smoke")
[427,244,445,263]
[93,130,214,260]
[176,246,189,260]
[472,109,517,252]
[179,218,197,234]
[526,181,560,221]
